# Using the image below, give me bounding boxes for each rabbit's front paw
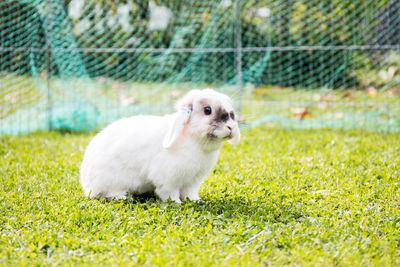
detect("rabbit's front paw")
[180,184,201,202]
[156,187,181,203]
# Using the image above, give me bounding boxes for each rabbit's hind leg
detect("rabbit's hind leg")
[103,191,127,200]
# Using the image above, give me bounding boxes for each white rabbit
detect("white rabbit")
[80,88,240,203]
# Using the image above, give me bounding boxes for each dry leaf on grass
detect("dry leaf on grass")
[4,93,19,103]
[378,66,396,82]
[252,88,265,96]
[342,91,353,99]
[366,87,378,97]
[290,106,312,119]
[387,88,400,97]
[119,94,136,106]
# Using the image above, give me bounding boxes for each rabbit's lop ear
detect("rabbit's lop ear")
[162,106,192,149]
[228,127,240,145]
[162,91,198,149]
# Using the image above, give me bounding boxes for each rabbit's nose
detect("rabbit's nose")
[227,125,232,131]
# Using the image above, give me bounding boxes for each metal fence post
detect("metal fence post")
[44,0,52,131]
[234,0,243,112]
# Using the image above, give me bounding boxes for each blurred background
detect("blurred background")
[1,0,399,134]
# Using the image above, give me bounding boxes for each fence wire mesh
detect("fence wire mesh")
[1,0,400,134]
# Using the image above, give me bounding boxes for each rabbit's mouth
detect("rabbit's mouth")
[207,132,232,140]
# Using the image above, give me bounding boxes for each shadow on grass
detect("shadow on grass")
[120,193,305,224]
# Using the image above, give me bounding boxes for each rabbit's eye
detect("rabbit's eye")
[204,106,212,115]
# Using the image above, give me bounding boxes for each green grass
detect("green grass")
[1,127,399,266]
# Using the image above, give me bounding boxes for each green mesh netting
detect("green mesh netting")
[1,0,400,134]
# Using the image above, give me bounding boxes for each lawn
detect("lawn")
[1,127,399,266]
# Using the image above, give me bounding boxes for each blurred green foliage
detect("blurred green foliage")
[0,0,399,88]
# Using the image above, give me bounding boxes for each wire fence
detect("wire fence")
[1,0,400,134]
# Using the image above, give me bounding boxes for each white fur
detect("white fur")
[80,89,240,203]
